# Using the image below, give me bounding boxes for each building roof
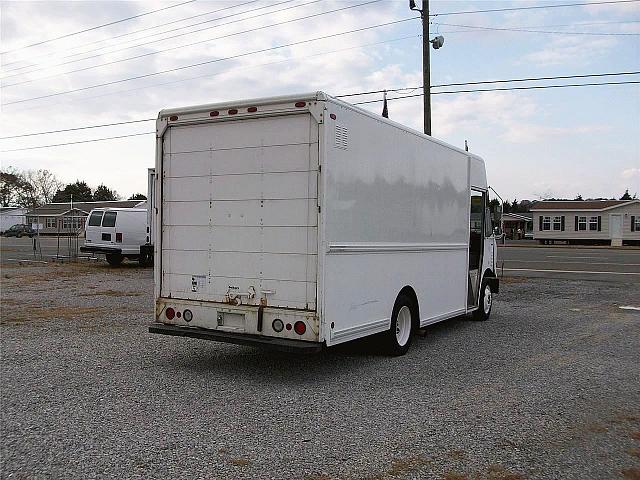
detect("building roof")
[530,200,639,211]
[0,206,28,213]
[26,200,145,216]
[502,212,533,221]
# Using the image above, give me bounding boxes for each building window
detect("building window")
[542,216,551,231]
[577,216,587,231]
[46,217,57,228]
[634,216,640,232]
[553,216,562,231]
[589,216,599,231]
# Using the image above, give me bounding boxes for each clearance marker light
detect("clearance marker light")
[247,107,258,113]
[169,115,178,121]
[295,101,306,108]
[228,109,238,115]
[210,111,219,117]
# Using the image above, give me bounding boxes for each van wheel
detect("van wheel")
[106,254,123,266]
[384,294,415,356]
[473,280,493,321]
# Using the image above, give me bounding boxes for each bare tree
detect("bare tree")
[27,169,63,205]
[0,167,63,208]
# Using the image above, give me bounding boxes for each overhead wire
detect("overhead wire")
[2,0,380,88]
[432,21,640,36]
[351,81,640,105]
[0,0,292,74]
[2,16,420,106]
[2,73,638,146]
[7,34,422,113]
[429,0,639,17]
[4,0,636,74]
[0,0,196,55]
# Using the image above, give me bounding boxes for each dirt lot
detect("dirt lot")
[1,261,639,479]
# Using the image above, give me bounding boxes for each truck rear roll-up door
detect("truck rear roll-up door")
[160,113,319,311]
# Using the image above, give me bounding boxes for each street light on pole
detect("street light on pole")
[409,0,444,136]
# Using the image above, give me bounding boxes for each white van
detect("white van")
[149,92,499,355]
[81,208,149,266]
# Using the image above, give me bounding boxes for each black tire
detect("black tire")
[16,233,23,238]
[383,294,416,356]
[139,247,153,267]
[106,253,124,266]
[473,279,493,321]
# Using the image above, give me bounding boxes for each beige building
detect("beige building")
[26,200,145,236]
[531,200,640,246]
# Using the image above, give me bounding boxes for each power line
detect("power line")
[3,16,419,106]
[0,132,154,153]
[336,71,640,97]
[9,34,422,114]
[0,0,289,74]
[3,72,638,141]
[430,0,639,17]
[0,118,156,140]
[0,0,255,71]
[0,0,196,55]
[351,81,640,105]
[3,70,638,136]
[2,0,377,88]
[433,21,640,36]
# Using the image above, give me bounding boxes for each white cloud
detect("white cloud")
[520,36,617,67]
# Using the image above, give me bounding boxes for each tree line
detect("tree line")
[0,167,146,208]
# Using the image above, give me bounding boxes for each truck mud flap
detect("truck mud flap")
[149,323,323,354]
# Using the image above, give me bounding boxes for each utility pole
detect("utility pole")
[422,0,430,136]
[410,0,443,136]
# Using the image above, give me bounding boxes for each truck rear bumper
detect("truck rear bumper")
[149,323,323,353]
[80,245,122,254]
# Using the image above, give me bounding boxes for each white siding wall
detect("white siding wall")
[533,203,640,241]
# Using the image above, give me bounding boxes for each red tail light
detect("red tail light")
[116,233,122,242]
[294,321,306,335]
[165,307,175,320]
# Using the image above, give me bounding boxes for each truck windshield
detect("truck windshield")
[88,211,103,226]
[102,211,117,227]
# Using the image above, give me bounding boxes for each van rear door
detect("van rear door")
[160,113,319,311]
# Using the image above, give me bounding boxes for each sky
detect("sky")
[1,0,639,202]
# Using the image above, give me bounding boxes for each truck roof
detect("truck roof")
[158,91,485,164]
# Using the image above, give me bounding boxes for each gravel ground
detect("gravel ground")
[1,261,639,480]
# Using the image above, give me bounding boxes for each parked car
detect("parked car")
[2,224,36,238]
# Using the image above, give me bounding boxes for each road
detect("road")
[498,244,640,283]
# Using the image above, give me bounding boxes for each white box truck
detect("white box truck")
[149,92,499,355]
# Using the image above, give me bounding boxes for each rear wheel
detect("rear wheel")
[383,294,416,356]
[473,280,493,321]
[106,253,123,266]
